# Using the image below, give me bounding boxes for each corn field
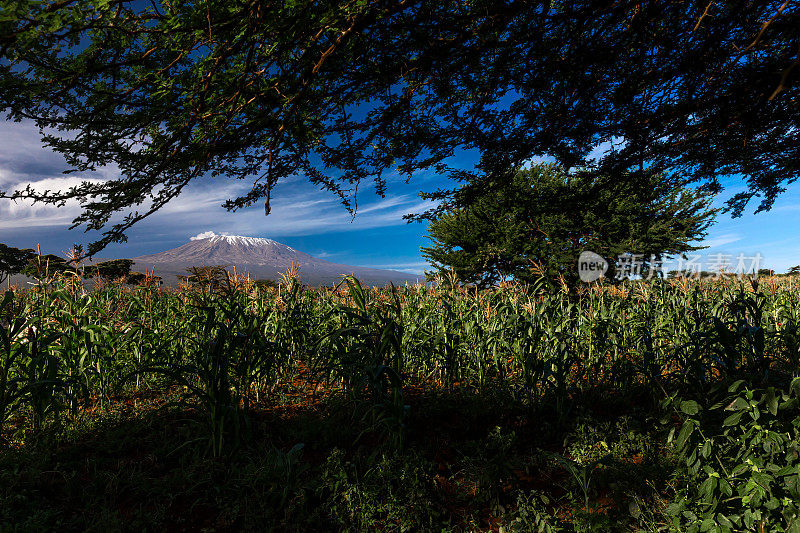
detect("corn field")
[3,270,799,447]
[4,270,800,531]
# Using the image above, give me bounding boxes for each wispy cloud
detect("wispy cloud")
[701,233,742,249]
[0,120,121,184]
[152,183,438,238]
[0,176,107,228]
[0,120,120,228]
[362,261,431,275]
[0,118,439,239]
[190,230,230,240]
[585,137,627,162]
[0,121,68,183]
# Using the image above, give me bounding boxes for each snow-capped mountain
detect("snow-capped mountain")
[132,234,424,286]
[134,235,315,269]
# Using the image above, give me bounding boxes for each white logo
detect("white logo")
[578,251,608,282]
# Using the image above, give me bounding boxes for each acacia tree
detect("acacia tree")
[0,243,35,285]
[422,164,717,287]
[177,265,229,289]
[19,254,77,278]
[0,1,797,253]
[82,259,134,280]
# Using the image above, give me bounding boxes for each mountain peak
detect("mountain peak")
[132,234,424,286]
[202,234,295,251]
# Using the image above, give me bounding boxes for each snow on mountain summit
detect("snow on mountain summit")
[134,233,312,267]
[204,234,296,251]
[132,233,424,286]
[189,231,294,250]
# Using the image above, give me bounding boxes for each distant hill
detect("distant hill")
[131,234,425,287]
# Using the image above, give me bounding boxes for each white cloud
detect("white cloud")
[0,120,122,228]
[138,181,438,238]
[190,230,226,240]
[701,233,743,249]
[0,119,122,184]
[0,176,107,228]
[356,195,409,213]
[0,121,65,183]
[362,261,431,275]
[0,117,441,237]
[586,137,627,163]
[0,164,437,236]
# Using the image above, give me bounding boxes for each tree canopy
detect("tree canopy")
[83,259,135,280]
[19,254,77,278]
[177,265,229,289]
[1,1,797,252]
[422,164,717,287]
[0,243,35,285]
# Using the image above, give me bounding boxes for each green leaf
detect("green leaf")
[725,397,749,411]
[681,400,701,415]
[728,379,746,393]
[723,411,745,427]
[676,420,695,449]
[699,476,718,501]
[719,478,733,497]
[766,387,778,416]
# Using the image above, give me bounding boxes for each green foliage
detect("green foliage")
[3,269,800,446]
[1,2,797,251]
[2,273,800,528]
[0,287,100,437]
[505,491,564,532]
[134,290,280,456]
[423,164,716,287]
[0,244,35,285]
[20,254,76,278]
[547,450,611,513]
[318,448,437,530]
[124,270,162,285]
[0,290,28,437]
[82,259,134,280]
[666,380,800,532]
[177,265,229,290]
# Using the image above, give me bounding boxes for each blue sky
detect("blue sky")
[1,119,799,275]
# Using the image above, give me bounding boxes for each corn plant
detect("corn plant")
[4,267,800,465]
[133,297,274,456]
[0,290,27,439]
[547,450,612,513]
